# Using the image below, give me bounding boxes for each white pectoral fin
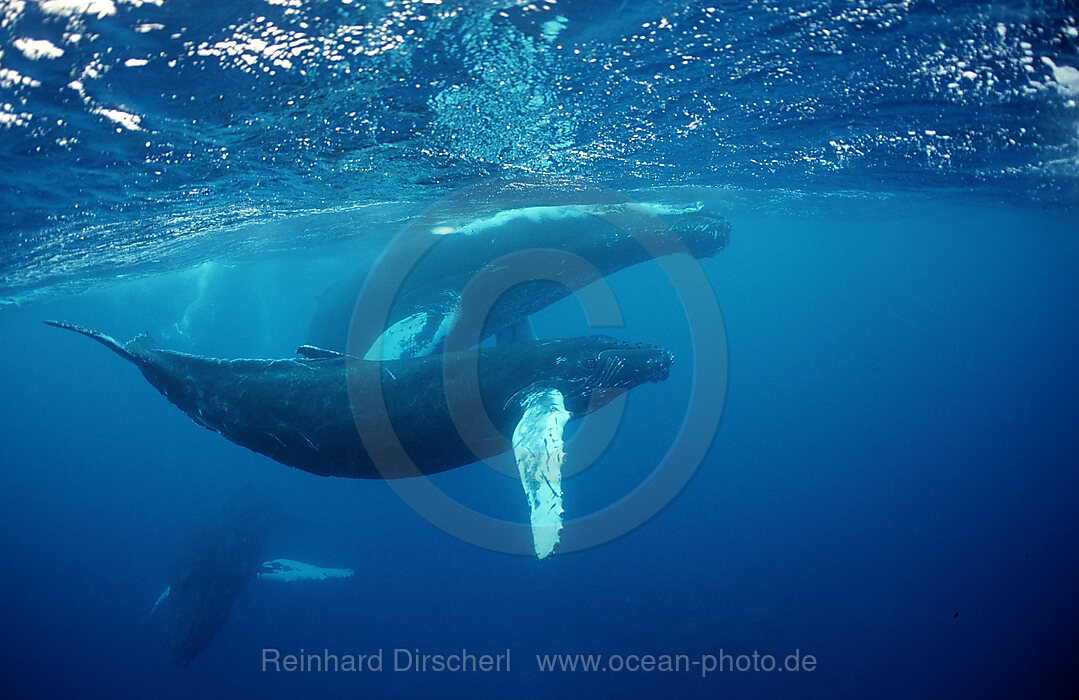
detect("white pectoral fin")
[364,296,461,360]
[150,585,171,614]
[256,559,355,582]
[512,388,570,560]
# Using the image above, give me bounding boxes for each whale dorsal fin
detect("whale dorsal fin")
[256,558,354,581]
[512,388,569,560]
[128,332,159,355]
[296,345,346,360]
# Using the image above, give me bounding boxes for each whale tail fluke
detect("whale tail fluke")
[44,320,153,363]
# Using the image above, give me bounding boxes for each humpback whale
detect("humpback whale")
[151,487,353,666]
[47,322,673,557]
[308,196,731,357]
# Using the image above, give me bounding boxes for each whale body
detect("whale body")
[308,197,731,357]
[48,321,673,557]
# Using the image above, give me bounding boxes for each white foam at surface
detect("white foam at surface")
[93,107,142,130]
[38,0,116,18]
[540,15,568,43]
[0,102,32,127]
[14,37,63,60]
[37,0,160,18]
[1041,57,1079,97]
[0,67,40,88]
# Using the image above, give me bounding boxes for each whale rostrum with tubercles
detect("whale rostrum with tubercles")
[47,321,673,558]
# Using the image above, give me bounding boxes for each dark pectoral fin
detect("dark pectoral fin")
[496,317,538,346]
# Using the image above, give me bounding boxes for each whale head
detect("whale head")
[519,335,673,417]
[565,336,673,390]
[495,335,673,436]
[669,206,732,259]
[591,342,672,389]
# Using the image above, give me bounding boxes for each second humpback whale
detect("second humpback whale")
[47,321,673,558]
[308,195,731,358]
[151,486,353,666]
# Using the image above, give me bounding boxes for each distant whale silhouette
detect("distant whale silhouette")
[150,486,352,666]
[47,321,673,558]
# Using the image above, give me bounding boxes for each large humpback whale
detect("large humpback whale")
[151,486,352,666]
[47,321,672,557]
[308,196,731,357]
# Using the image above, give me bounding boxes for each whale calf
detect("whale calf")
[48,321,673,557]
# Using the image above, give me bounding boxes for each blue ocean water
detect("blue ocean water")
[2,0,1078,698]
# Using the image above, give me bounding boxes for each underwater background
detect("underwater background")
[1,0,1078,697]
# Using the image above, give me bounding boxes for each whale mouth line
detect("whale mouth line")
[595,346,673,387]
